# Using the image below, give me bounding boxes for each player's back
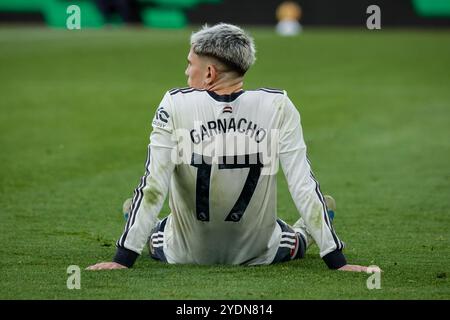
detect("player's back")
[164,88,287,265]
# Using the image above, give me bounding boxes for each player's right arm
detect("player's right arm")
[87,92,176,270]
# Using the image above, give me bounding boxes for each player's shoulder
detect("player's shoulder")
[244,87,287,100]
[252,87,286,95]
[166,87,208,113]
[244,87,287,103]
[167,87,206,97]
[166,87,207,109]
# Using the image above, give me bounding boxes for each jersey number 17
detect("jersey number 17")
[190,152,263,222]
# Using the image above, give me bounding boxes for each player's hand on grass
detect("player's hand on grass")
[86,262,127,270]
[338,264,382,273]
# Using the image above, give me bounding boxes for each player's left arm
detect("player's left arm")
[87,92,176,270]
[279,93,374,271]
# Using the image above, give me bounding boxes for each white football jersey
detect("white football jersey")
[117,88,344,266]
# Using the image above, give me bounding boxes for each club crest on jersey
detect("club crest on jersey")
[222,105,233,114]
[153,106,170,128]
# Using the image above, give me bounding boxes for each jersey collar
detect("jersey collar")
[207,90,244,102]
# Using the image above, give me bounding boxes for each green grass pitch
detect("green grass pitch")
[0,26,449,299]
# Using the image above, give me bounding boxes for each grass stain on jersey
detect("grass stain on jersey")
[144,183,164,206]
[309,202,324,230]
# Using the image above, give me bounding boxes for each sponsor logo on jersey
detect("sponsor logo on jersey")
[156,107,169,123]
[153,106,170,128]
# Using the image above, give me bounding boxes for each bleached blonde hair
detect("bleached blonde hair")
[190,23,256,75]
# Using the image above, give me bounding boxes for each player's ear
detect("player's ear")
[205,65,217,85]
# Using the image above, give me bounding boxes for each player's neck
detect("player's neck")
[205,76,244,95]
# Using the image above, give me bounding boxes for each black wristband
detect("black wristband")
[113,247,139,268]
[322,249,347,269]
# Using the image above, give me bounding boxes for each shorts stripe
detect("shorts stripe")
[149,217,168,262]
[272,219,305,264]
[281,238,296,244]
[281,231,296,237]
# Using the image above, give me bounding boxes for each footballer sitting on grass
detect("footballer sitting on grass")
[88,23,379,273]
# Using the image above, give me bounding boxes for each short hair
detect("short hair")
[190,23,256,75]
